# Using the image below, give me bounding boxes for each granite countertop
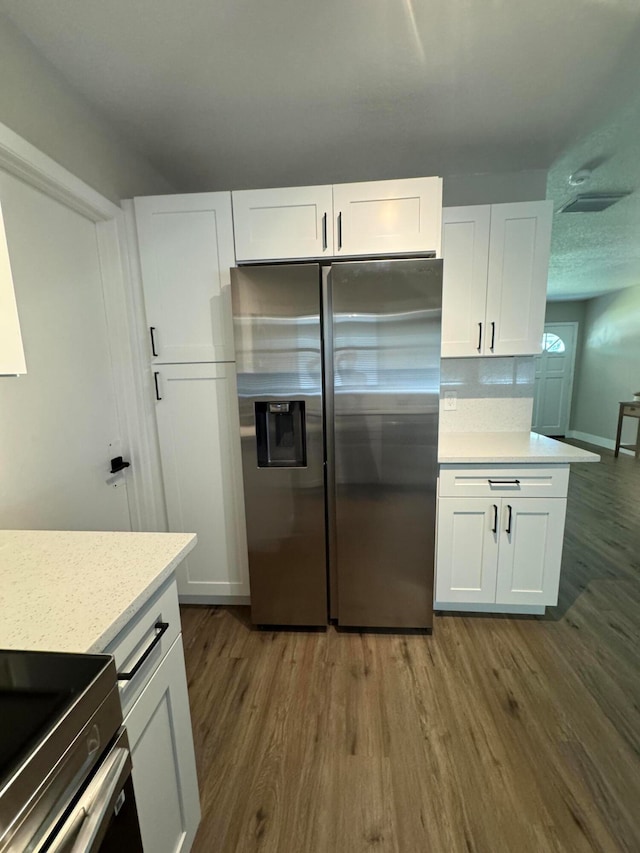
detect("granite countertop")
[438,432,601,464]
[0,530,196,654]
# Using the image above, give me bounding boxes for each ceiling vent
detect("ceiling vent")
[558,192,631,213]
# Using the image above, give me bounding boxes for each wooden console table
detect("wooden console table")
[615,402,640,459]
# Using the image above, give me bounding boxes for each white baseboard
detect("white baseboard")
[434,602,545,615]
[178,595,251,606]
[566,430,634,456]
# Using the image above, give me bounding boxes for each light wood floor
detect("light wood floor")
[181,443,640,853]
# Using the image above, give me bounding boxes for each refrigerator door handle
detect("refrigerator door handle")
[322,267,338,620]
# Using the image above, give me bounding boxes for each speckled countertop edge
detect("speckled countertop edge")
[0,531,197,654]
[438,432,601,465]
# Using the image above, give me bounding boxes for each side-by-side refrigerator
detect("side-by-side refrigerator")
[231,258,442,629]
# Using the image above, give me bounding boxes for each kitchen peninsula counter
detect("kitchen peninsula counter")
[0,529,196,653]
[438,432,600,465]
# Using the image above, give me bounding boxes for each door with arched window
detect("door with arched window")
[532,322,578,436]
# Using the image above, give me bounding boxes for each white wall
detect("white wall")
[443,169,547,207]
[570,285,640,447]
[0,14,174,203]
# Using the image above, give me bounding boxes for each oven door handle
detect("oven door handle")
[47,746,131,853]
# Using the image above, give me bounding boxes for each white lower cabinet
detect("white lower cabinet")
[436,489,567,610]
[154,362,249,600]
[125,635,200,853]
[105,579,200,853]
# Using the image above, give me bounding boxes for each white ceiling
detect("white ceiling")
[1,0,640,300]
[546,86,640,300]
[1,0,640,193]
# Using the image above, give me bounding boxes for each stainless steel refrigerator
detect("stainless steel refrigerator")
[231,258,442,629]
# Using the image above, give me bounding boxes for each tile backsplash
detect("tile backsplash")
[440,357,535,433]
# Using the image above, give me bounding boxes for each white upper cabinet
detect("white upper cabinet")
[332,177,442,257]
[232,177,442,261]
[134,193,236,363]
[232,185,333,262]
[0,201,26,375]
[485,201,553,356]
[441,200,553,357]
[441,205,490,357]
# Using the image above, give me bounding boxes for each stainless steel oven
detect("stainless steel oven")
[0,650,143,853]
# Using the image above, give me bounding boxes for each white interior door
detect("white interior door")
[532,322,578,436]
[0,168,131,531]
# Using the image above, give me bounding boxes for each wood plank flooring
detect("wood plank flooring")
[181,443,640,852]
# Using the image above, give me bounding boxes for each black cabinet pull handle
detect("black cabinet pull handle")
[154,371,162,401]
[491,504,498,534]
[117,621,169,682]
[322,212,328,250]
[110,456,130,474]
[506,504,513,535]
[149,326,158,358]
[490,321,496,351]
[488,479,520,485]
[477,322,483,352]
[337,212,343,250]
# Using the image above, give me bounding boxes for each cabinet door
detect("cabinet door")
[232,185,333,261]
[155,362,250,599]
[496,498,566,605]
[333,177,442,257]
[125,636,200,853]
[485,200,553,356]
[440,206,490,357]
[435,498,499,603]
[0,201,26,374]
[134,192,236,363]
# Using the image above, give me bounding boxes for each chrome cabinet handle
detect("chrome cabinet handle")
[322,212,328,250]
[477,322,483,352]
[491,504,498,534]
[490,321,496,351]
[337,212,343,250]
[117,621,169,682]
[149,326,158,357]
[506,504,513,535]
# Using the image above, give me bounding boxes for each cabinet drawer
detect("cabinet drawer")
[439,465,569,499]
[622,404,640,417]
[105,578,181,717]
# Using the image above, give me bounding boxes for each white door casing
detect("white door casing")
[532,322,578,436]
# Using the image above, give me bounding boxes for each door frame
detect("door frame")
[534,321,579,436]
[0,120,164,531]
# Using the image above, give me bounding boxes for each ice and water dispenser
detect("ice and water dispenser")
[255,401,307,467]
